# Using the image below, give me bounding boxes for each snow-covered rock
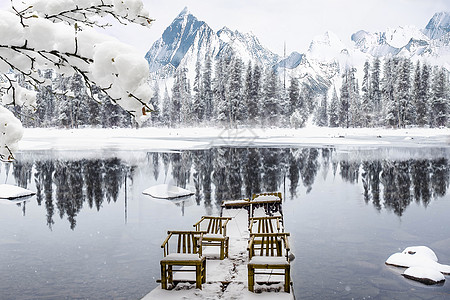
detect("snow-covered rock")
[142,184,193,199]
[402,267,445,285]
[386,246,450,285]
[0,184,35,199]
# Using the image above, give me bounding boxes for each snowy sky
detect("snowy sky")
[105,0,450,56]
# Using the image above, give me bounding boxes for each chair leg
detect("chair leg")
[248,265,254,292]
[167,265,173,285]
[202,259,207,283]
[284,266,291,293]
[196,263,202,289]
[220,240,225,260]
[160,263,167,290]
[225,237,229,258]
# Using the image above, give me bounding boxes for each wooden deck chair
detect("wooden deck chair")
[250,192,283,217]
[249,216,284,234]
[193,216,232,260]
[247,232,291,293]
[160,230,206,290]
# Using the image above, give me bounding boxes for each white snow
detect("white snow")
[161,254,202,262]
[0,184,35,199]
[16,127,450,152]
[252,194,281,202]
[386,246,450,284]
[249,256,289,265]
[142,184,193,199]
[403,267,445,284]
[0,106,23,161]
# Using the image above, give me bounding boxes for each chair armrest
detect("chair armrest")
[193,216,206,231]
[161,232,173,248]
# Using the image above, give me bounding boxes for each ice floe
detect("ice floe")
[0,184,35,199]
[142,184,194,199]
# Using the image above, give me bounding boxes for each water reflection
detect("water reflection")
[9,157,131,230]
[4,148,450,229]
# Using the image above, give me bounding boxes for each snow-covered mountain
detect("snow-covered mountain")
[145,7,279,83]
[423,11,450,40]
[145,9,450,94]
[351,12,450,67]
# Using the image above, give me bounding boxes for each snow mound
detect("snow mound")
[0,184,35,199]
[386,246,450,285]
[402,267,445,285]
[142,184,193,199]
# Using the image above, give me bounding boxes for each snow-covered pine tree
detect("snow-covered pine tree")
[370,57,382,126]
[202,54,214,124]
[171,69,183,127]
[395,58,414,127]
[412,61,427,127]
[180,68,192,126]
[315,93,328,127]
[287,76,300,120]
[261,68,280,127]
[36,69,56,127]
[87,86,101,127]
[249,63,262,125]
[339,70,350,128]
[70,73,90,128]
[382,57,399,127]
[244,62,254,123]
[361,60,372,127]
[227,57,245,127]
[348,67,362,127]
[431,67,449,127]
[213,56,231,126]
[420,63,432,127]
[192,60,205,125]
[161,86,171,127]
[328,87,339,127]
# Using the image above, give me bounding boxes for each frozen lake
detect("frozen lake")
[1,147,450,299]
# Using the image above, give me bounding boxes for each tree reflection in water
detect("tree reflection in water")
[7,148,450,229]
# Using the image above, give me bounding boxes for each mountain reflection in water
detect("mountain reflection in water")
[5,147,450,229]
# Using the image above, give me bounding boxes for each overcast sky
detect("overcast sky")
[107,0,449,56]
[3,0,450,56]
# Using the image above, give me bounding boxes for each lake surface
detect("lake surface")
[1,147,450,299]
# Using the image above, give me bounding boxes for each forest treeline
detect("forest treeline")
[7,148,450,229]
[8,55,449,129]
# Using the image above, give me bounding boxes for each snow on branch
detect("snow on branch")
[0,0,154,161]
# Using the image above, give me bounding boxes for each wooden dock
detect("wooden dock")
[142,193,295,300]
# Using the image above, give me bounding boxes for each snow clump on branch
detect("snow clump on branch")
[0,0,154,161]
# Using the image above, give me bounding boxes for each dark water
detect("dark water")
[1,147,450,299]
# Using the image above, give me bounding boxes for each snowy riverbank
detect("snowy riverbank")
[18,126,450,152]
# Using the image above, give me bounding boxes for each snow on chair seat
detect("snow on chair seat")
[160,230,206,290]
[247,232,291,293]
[249,256,290,265]
[193,216,232,260]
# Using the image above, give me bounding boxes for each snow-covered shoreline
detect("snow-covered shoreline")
[18,127,450,152]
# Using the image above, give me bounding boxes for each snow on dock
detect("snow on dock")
[142,194,295,300]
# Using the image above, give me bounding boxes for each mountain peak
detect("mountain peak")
[178,6,190,17]
[424,11,450,39]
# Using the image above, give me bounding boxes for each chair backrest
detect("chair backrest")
[249,216,283,234]
[161,230,204,257]
[248,233,290,259]
[193,216,232,236]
